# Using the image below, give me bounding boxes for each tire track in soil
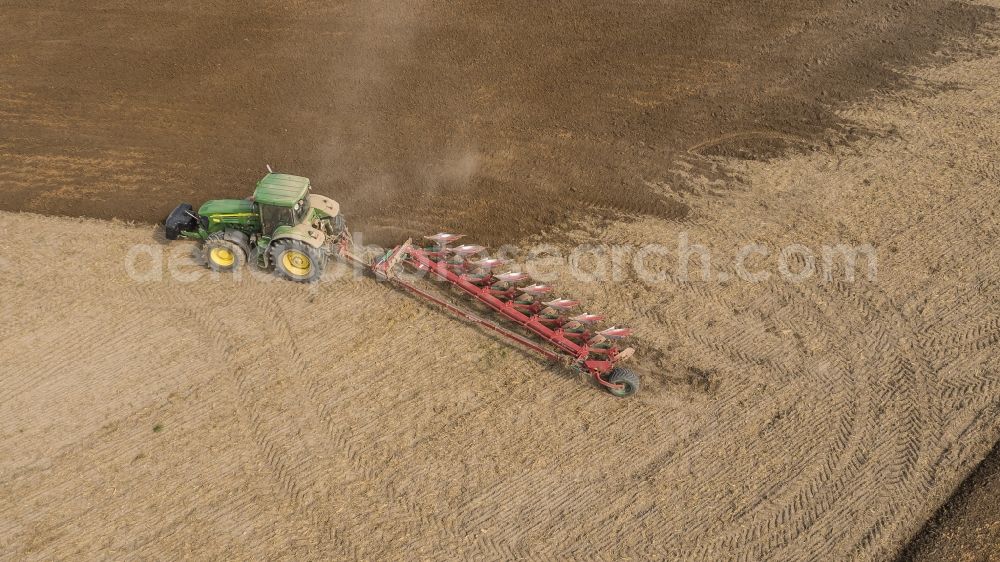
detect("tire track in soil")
[121,264,534,558]
[260,284,538,559]
[528,223,878,557]
[123,276,362,559]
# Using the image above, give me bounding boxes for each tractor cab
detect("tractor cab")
[252,173,312,233]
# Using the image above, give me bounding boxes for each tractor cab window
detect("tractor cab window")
[259,204,296,233]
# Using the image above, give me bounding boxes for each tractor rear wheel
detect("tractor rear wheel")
[271,239,326,283]
[203,236,246,272]
[606,367,640,398]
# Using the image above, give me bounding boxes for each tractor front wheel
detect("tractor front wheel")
[606,367,640,398]
[271,240,326,283]
[203,236,247,272]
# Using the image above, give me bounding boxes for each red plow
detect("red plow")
[338,231,640,397]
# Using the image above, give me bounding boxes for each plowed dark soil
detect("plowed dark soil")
[0,0,992,245]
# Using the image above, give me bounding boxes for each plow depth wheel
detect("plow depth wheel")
[203,236,246,272]
[606,367,640,398]
[271,240,326,283]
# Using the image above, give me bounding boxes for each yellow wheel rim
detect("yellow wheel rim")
[210,247,235,267]
[282,250,312,276]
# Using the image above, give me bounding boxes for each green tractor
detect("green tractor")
[165,172,345,282]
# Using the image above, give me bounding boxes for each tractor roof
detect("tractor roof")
[253,173,310,207]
